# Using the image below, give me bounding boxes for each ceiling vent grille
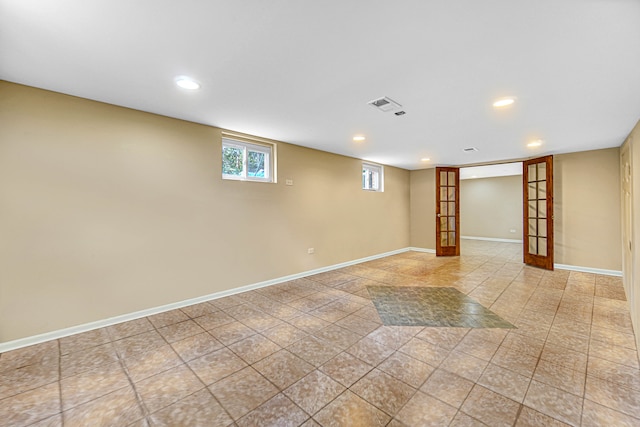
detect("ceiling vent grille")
[368,96,402,112]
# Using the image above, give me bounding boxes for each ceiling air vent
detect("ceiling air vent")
[368,96,402,112]
[463,147,479,152]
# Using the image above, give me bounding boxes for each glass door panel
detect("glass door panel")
[440,202,448,216]
[436,167,460,256]
[523,156,554,270]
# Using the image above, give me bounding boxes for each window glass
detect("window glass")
[222,138,273,182]
[222,145,243,177]
[247,150,265,178]
[362,163,383,191]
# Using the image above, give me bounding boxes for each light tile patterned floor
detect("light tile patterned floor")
[1,240,639,426]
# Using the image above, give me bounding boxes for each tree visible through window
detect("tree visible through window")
[247,151,266,177]
[222,138,273,182]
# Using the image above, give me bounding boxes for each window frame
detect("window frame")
[362,162,384,192]
[221,137,275,183]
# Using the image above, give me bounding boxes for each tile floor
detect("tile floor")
[367,286,514,328]
[1,240,639,426]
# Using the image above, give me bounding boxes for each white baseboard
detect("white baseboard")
[554,263,622,277]
[1,246,623,352]
[0,247,410,353]
[461,236,523,243]
[407,247,436,254]
[407,245,622,278]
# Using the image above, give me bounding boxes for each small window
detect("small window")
[362,162,383,191]
[222,138,274,182]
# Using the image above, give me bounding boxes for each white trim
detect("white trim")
[408,247,437,254]
[554,263,622,277]
[461,236,523,243]
[0,247,409,353]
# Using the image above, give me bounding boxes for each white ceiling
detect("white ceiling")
[460,163,522,180]
[1,0,639,170]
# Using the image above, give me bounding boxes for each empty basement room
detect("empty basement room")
[1,1,640,426]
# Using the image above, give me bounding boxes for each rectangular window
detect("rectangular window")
[362,162,383,191]
[222,138,274,182]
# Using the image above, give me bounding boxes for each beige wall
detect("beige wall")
[460,175,522,240]
[409,168,435,249]
[0,82,410,342]
[554,148,621,270]
[409,150,622,271]
[0,80,626,344]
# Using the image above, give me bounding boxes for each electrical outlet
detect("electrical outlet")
[509,229,516,233]
[307,248,315,254]
[285,179,293,186]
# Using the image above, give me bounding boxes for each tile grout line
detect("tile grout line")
[143,310,241,425]
[521,272,594,426]
[490,269,552,426]
[516,273,560,426]
[172,332,237,427]
[580,282,597,427]
[56,339,63,425]
[117,336,150,423]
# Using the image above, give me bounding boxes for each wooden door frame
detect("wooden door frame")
[436,167,460,256]
[523,155,554,270]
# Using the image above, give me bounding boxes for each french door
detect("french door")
[523,156,554,270]
[436,167,460,256]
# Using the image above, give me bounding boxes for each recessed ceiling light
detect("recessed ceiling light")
[175,76,201,90]
[493,97,516,108]
[421,157,430,162]
[528,139,543,147]
[353,135,366,142]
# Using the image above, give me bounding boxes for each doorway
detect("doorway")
[436,157,555,270]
